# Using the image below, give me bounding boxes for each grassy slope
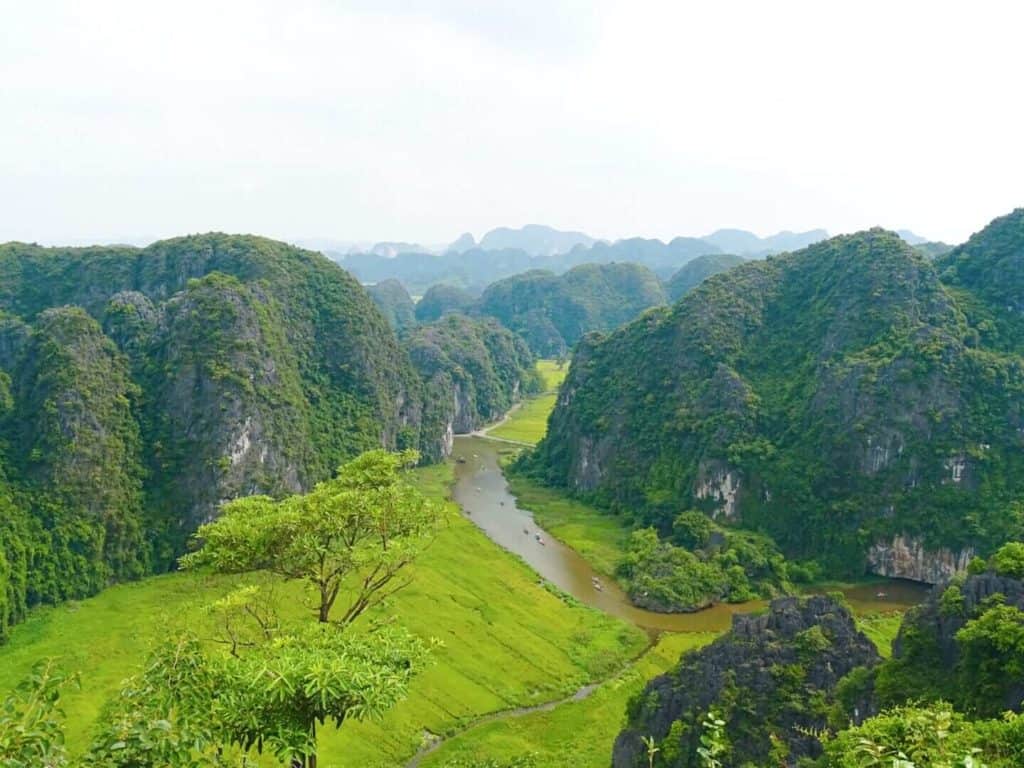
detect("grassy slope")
[490,360,567,445]
[508,475,908,656]
[422,632,717,768]
[0,462,646,767]
[508,475,628,578]
[852,613,903,659]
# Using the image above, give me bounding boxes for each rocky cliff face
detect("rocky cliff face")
[613,596,880,767]
[532,220,1024,577]
[868,534,975,583]
[0,233,452,623]
[405,314,538,461]
[6,307,147,598]
[874,569,1024,717]
[144,274,309,550]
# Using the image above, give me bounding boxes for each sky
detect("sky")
[1,0,1022,247]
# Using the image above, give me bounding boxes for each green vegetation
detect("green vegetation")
[367,278,417,330]
[820,702,1024,767]
[510,474,788,613]
[0,233,481,637]
[477,263,667,356]
[405,314,541,459]
[867,551,1024,717]
[491,396,558,444]
[0,461,645,765]
[616,524,790,612]
[181,449,442,626]
[490,360,568,445]
[852,613,903,659]
[508,474,628,577]
[415,283,477,323]
[613,596,882,767]
[422,632,717,768]
[530,217,1024,577]
[665,254,745,302]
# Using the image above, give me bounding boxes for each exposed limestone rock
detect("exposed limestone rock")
[694,460,741,519]
[573,435,608,491]
[612,596,880,767]
[868,534,974,584]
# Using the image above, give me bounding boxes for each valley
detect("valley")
[5,6,1024,764]
[1,213,1022,767]
[0,400,920,768]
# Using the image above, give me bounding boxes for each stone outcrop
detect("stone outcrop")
[405,313,536,462]
[694,460,741,519]
[894,572,1024,667]
[868,534,975,584]
[533,221,1024,575]
[612,596,880,767]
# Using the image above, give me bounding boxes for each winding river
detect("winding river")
[406,435,929,766]
[451,436,929,632]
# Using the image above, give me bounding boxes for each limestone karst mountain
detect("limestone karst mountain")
[529,214,1024,581]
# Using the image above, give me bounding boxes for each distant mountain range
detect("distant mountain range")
[333,226,831,293]
[330,224,952,294]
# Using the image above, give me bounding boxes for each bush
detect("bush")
[989,542,1024,578]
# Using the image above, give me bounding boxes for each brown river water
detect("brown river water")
[451,437,929,634]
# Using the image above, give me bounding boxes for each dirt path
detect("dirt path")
[469,402,534,446]
[404,681,603,767]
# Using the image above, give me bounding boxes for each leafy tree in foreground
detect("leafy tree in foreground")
[0,660,73,768]
[819,701,1024,767]
[87,626,430,768]
[181,449,443,625]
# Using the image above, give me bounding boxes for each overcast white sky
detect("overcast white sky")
[2,0,1021,247]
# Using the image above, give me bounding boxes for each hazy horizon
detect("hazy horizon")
[3,1,1021,247]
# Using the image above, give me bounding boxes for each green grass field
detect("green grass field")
[0,462,647,767]
[536,360,568,392]
[506,474,912,656]
[422,631,716,767]
[851,612,904,658]
[508,474,628,578]
[490,360,568,445]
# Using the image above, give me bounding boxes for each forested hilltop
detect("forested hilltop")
[529,210,1024,582]
[0,233,538,640]
[474,262,668,356]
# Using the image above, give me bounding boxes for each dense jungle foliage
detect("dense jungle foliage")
[414,282,477,323]
[475,262,668,356]
[616,513,790,612]
[404,313,541,460]
[367,278,417,330]
[0,234,447,639]
[529,211,1024,578]
[665,253,746,301]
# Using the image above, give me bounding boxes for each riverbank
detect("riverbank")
[488,360,567,445]
[418,631,717,767]
[0,461,646,766]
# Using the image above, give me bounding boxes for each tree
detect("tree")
[989,542,1024,579]
[0,660,73,768]
[215,623,429,768]
[181,450,443,625]
[85,635,240,768]
[671,510,715,550]
[955,602,1024,716]
[87,625,430,768]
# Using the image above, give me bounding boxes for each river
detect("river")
[451,436,929,633]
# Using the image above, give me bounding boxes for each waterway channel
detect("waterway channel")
[451,436,929,633]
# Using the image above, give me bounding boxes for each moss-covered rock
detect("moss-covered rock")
[612,596,879,767]
[530,221,1024,579]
